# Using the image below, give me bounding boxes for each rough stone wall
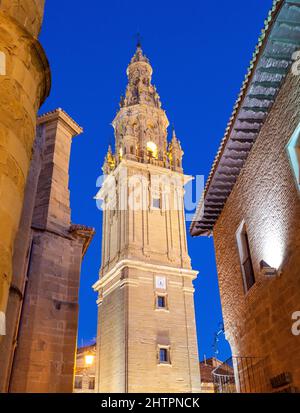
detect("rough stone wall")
[0,123,46,392]
[0,1,45,38]
[9,232,84,392]
[4,109,93,393]
[213,71,300,391]
[0,0,50,342]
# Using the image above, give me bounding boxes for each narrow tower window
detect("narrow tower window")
[236,221,255,293]
[74,376,82,389]
[156,294,167,309]
[152,196,161,209]
[158,346,170,364]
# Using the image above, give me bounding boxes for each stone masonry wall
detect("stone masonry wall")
[6,109,93,393]
[96,265,200,393]
[213,71,300,391]
[0,1,45,38]
[0,1,50,342]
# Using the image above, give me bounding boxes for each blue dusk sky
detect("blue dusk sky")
[39,0,273,362]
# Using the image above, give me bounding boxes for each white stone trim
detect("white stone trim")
[93,258,198,292]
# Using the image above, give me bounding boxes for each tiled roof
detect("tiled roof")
[190,0,300,236]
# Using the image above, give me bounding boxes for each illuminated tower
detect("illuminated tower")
[93,45,200,393]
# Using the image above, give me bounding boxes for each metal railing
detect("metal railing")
[212,356,268,393]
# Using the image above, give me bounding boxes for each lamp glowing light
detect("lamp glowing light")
[85,354,95,366]
[260,260,278,277]
[146,141,158,158]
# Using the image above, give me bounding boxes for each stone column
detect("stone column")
[0,1,50,339]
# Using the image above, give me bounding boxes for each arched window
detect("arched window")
[146,141,158,159]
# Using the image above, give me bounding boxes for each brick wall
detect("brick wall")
[213,71,300,391]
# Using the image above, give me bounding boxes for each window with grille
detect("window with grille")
[236,222,255,293]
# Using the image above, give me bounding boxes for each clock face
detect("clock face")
[155,276,166,290]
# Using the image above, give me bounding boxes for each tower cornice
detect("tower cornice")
[112,104,169,130]
[93,258,198,293]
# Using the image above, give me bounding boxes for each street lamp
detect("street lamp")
[84,353,95,366]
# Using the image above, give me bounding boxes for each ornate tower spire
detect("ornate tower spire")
[94,46,200,393]
[111,45,170,169]
[124,45,161,108]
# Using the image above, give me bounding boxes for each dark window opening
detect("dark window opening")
[159,348,170,364]
[152,197,160,209]
[157,295,166,309]
[74,376,82,389]
[236,224,255,293]
[89,377,95,390]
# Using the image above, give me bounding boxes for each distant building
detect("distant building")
[74,344,96,393]
[200,358,235,393]
[199,358,218,393]
[191,0,300,393]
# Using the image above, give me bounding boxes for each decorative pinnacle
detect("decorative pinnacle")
[171,125,177,140]
[130,34,149,65]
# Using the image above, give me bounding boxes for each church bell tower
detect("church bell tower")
[93,45,201,393]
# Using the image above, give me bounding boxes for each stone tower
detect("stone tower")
[93,45,200,393]
[0,1,50,342]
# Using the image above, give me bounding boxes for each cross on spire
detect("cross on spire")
[135,32,142,48]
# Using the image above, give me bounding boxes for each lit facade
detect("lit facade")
[93,45,201,393]
[74,344,96,393]
[191,0,300,393]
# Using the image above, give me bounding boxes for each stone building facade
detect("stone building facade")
[0,109,94,392]
[0,0,50,343]
[73,344,96,393]
[93,45,201,393]
[191,0,300,393]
